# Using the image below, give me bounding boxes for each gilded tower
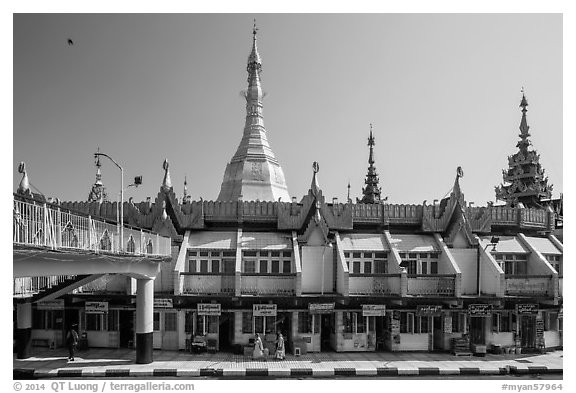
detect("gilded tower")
[216,22,290,202]
[495,92,553,208]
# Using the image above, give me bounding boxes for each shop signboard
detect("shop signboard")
[37,299,64,310]
[253,304,277,316]
[468,304,493,317]
[516,304,539,315]
[417,305,442,316]
[309,303,335,314]
[154,298,173,308]
[85,301,108,314]
[197,303,221,316]
[362,304,386,316]
[536,319,545,348]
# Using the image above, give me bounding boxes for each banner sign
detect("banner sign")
[85,301,108,314]
[197,303,221,316]
[154,298,173,308]
[417,305,442,316]
[309,303,335,314]
[468,304,493,317]
[37,299,64,310]
[253,304,277,316]
[362,304,386,316]
[516,304,539,315]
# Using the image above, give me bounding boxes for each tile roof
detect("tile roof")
[339,233,390,251]
[240,232,292,250]
[523,236,562,255]
[479,236,528,254]
[387,234,439,252]
[187,231,237,249]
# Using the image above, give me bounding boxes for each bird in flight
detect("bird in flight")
[67,38,74,46]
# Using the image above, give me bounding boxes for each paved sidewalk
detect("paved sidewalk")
[14,348,563,379]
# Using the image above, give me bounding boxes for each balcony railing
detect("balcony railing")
[348,274,402,296]
[13,275,76,297]
[407,274,456,296]
[181,273,235,295]
[14,195,171,257]
[505,275,553,296]
[240,274,296,296]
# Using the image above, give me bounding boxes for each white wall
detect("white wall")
[301,245,333,293]
[450,249,477,295]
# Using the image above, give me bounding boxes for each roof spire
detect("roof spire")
[216,22,290,202]
[359,124,382,204]
[311,162,321,197]
[162,159,172,191]
[183,175,191,204]
[17,161,32,197]
[88,148,108,202]
[495,90,553,207]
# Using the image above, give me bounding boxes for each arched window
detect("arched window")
[100,230,111,251]
[127,235,136,253]
[62,221,79,248]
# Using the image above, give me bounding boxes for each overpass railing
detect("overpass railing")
[13,194,171,257]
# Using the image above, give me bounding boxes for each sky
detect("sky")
[12,13,564,207]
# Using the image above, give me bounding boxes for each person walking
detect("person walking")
[252,333,264,360]
[275,332,285,360]
[66,324,79,361]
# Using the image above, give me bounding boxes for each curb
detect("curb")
[16,366,562,379]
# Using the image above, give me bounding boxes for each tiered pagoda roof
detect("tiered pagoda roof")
[495,92,553,208]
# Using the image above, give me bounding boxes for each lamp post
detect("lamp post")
[95,151,124,252]
[477,236,500,296]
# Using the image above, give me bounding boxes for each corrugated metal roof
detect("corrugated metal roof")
[388,234,439,252]
[188,231,237,249]
[479,236,528,254]
[523,236,562,255]
[240,232,292,250]
[339,234,390,251]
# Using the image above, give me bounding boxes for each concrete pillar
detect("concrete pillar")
[135,278,154,364]
[16,302,32,359]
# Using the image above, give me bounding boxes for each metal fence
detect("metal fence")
[14,195,171,256]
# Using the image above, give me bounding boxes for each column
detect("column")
[16,302,32,359]
[135,278,154,364]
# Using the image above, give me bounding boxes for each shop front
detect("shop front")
[516,304,539,350]
[468,304,492,355]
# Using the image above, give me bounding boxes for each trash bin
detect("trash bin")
[78,332,88,351]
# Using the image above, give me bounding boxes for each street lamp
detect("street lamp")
[477,236,500,296]
[94,151,124,252]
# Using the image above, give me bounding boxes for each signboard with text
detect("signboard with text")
[37,299,64,310]
[154,298,173,308]
[309,303,335,314]
[197,303,221,316]
[468,304,493,317]
[417,305,442,316]
[362,304,386,317]
[516,304,539,315]
[85,301,108,314]
[253,304,277,316]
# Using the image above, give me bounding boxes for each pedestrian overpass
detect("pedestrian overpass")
[13,194,173,364]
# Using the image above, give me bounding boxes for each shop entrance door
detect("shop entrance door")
[432,316,443,351]
[520,316,536,348]
[119,310,134,348]
[375,316,385,351]
[219,313,232,351]
[320,314,331,351]
[469,316,486,345]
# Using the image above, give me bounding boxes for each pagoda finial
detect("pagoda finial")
[162,159,172,191]
[347,181,351,203]
[311,162,321,197]
[360,125,382,204]
[88,149,108,202]
[17,161,32,197]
